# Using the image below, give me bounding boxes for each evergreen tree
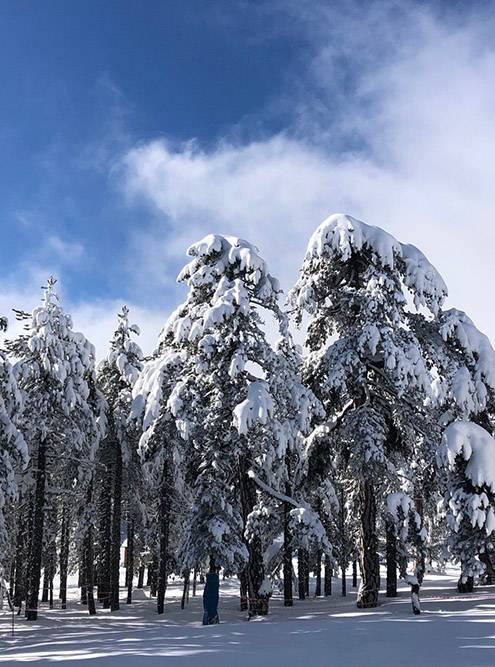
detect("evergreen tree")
[412,308,495,587]
[135,234,293,615]
[8,277,103,620]
[97,306,143,611]
[0,316,28,583]
[289,214,446,608]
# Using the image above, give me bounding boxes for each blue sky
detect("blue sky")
[1,1,494,354]
[0,1,298,300]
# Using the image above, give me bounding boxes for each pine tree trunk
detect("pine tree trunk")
[356,479,379,609]
[49,565,54,610]
[9,558,15,598]
[283,499,293,607]
[81,549,87,605]
[458,573,474,593]
[386,522,398,597]
[150,553,158,597]
[98,454,112,609]
[21,495,35,612]
[239,569,248,611]
[192,569,197,596]
[479,551,495,584]
[59,504,69,610]
[352,560,358,588]
[238,455,269,616]
[137,565,145,589]
[324,555,332,596]
[85,527,97,616]
[26,438,47,621]
[315,551,322,597]
[41,568,49,603]
[414,494,426,585]
[157,463,170,615]
[339,485,347,597]
[181,570,190,610]
[110,441,122,612]
[126,519,134,604]
[298,549,307,600]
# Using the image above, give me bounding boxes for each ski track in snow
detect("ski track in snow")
[1,569,494,666]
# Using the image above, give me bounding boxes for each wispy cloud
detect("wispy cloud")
[45,235,84,262]
[119,1,495,341]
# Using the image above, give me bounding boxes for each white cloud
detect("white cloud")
[46,235,84,262]
[120,3,495,341]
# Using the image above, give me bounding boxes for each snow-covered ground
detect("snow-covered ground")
[1,569,494,666]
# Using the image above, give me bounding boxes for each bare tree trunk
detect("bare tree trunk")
[356,479,379,608]
[386,521,398,597]
[414,493,426,585]
[192,569,197,596]
[298,549,307,600]
[59,504,69,609]
[324,555,332,596]
[457,572,474,593]
[239,569,248,611]
[85,523,97,616]
[181,570,190,610]
[157,462,170,615]
[283,499,293,606]
[49,565,54,609]
[41,568,49,603]
[98,454,112,608]
[479,551,495,584]
[137,565,145,589]
[26,438,47,621]
[341,563,347,596]
[352,559,358,588]
[238,455,269,616]
[126,519,134,604]
[14,502,28,611]
[9,558,15,598]
[110,441,122,612]
[339,485,347,597]
[81,549,87,605]
[315,551,322,597]
[150,553,158,597]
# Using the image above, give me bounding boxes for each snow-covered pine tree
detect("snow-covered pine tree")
[131,325,186,615]
[96,306,143,611]
[8,277,104,620]
[412,308,495,588]
[243,337,332,606]
[137,234,292,616]
[0,316,28,588]
[289,214,447,608]
[441,422,495,588]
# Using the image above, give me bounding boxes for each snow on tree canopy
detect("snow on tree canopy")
[233,380,274,435]
[440,309,495,392]
[179,234,280,292]
[299,213,447,315]
[13,278,103,449]
[0,329,27,561]
[443,421,495,493]
[159,234,283,348]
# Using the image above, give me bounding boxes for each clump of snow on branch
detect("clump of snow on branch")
[233,380,274,435]
[443,421,495,494]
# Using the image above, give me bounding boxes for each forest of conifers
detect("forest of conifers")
[1,212,494,622]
